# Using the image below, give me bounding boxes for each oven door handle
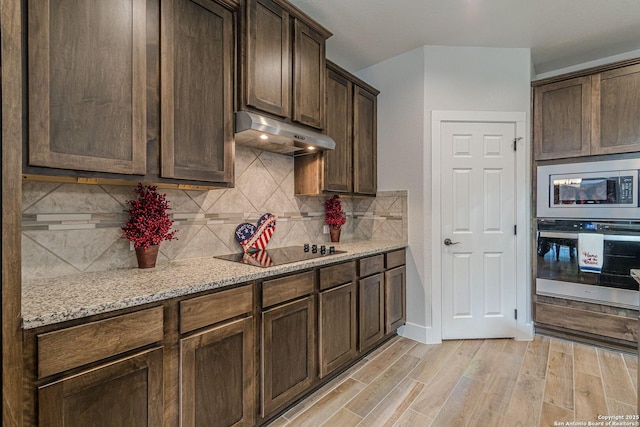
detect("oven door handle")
[539,231,640,242]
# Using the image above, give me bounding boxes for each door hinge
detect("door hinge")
[513,137,522,151]
[514,309,518,320]
[514,225,517,235]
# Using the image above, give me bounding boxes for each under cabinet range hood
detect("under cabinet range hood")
[234,111,335,155]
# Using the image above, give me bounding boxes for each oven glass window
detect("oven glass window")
[537,234,639,291]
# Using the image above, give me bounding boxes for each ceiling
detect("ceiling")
[288,0,640,75]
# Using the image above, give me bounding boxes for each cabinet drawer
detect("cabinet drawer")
[535,302,637,342]
[180,285,253,334]
[385,249,406,269]
[319,261,355,291]
[37,306,164,378]
[262,270,315,308]
[358,254,384,277]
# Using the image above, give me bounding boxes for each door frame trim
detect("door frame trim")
[430,110,533,343]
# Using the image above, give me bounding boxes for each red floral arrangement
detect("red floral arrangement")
[122,183,178,250]
[324,195,347,229]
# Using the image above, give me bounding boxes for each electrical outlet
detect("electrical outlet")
[130,241,135,251]
[323,225,329,234]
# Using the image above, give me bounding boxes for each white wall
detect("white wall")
[356,47,428,341]
[358,45,532,343]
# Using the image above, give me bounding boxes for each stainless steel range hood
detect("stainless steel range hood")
[234,111,335,155]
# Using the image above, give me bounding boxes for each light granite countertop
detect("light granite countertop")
[631,269,640,285]
[22,241,407,329]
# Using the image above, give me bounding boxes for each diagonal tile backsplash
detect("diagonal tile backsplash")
[22,146,407,281]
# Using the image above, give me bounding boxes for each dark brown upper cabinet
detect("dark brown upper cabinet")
[295,61,379,196]
[591,63,640,155]
[353,85,378,195]
[28,0,147,175]
[245,0,290,118]
[242,0,331,130]
[323,68,353,193]
[26,0,236,188]
[533,76,592,160]
[160,0,236,183]
[292,18,326,129]
[533,59,640,160]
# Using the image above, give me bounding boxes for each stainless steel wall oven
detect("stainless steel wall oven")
[536,158,640,309]
[536,219,640,309]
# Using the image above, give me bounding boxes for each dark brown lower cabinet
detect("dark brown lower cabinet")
[26,250,408,426]
[180,317,255,427]
[38,347,163,427]
[359,273,384,351]
[262,295,316,418]
[385,266,406,334]
[319,282,357,378]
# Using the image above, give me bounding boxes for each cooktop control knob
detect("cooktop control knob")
[329,246,335,254]
[303,243,309,252]
[320,245,326,254]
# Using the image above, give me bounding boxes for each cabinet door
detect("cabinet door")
[592,63,640,155]
[353,86,377,195]
[160,0,235,183]
[359,273,384,351]
[28,0,146,175]
[181,317,255,427]
[324,68,353,193]
[385,266,406,334]
[533,76,592,160]
[293,19,326,129]
[319,282,357,378]
[38,348,163,427]
[246,0,290,118]
[262,296,316,417]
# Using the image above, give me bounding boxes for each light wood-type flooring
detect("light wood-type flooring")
[267,335,638,427]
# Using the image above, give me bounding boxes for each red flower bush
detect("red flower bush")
[324,195,347,229]
[122,184,178,250]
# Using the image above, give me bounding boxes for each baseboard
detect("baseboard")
[400,321,535,344]
[397,322,438,344]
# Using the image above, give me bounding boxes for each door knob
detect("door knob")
[443,238,460,246]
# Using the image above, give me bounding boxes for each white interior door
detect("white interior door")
[440,121,517,339]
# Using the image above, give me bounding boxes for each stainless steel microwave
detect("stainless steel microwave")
[537,158,640,219]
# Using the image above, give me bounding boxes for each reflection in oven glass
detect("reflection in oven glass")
[537,237,638,291]
[537,238,598,286]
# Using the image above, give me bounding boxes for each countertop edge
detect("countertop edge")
[22,242,407,329]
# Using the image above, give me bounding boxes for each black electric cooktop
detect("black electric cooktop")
[214,245,346,268]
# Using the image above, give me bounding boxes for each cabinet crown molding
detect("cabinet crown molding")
[532,56,640,87]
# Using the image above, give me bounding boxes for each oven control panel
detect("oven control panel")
[619,175,635,204]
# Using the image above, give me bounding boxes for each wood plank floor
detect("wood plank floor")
[267,335,638,427]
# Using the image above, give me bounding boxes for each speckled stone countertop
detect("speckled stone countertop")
[22,241,407,329]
